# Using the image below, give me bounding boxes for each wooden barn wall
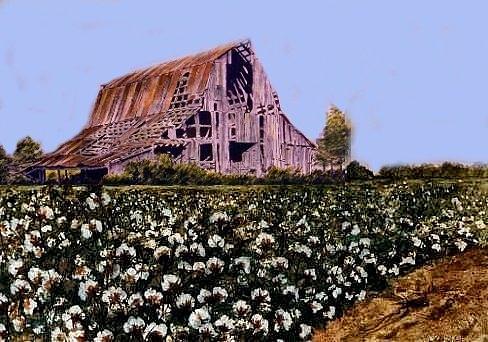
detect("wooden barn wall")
[251,58,314,174]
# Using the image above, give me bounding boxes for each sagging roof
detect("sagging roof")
[37,40,249,169]
[88,40,247,127]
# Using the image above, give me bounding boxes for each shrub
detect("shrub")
[261,166,304,185]
[345,161,374,181]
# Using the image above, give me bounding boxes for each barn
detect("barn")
[31,40,316,182]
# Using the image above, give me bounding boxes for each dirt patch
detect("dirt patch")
[314,248,488,342]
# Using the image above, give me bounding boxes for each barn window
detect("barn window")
[186,127,196,138]
[176,128,185,138]
[200,126,212,138]
[199,111,211,125]
[154,145,184,159]
[229,142,255,162]
[199,144,213,161]
[259,115,265,140]
[186,116,195,125]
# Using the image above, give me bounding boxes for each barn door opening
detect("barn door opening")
[229,142,255,162]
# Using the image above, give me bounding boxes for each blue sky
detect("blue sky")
[0,0,487,170]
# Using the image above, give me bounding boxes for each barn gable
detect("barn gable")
[34,40,316,180]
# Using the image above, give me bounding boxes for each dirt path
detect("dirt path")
[314,248,488,342]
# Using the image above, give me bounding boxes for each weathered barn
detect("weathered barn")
[32,40,316,182]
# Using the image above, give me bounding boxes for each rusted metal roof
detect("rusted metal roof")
[37,41,248,169]
[87,40,245,127]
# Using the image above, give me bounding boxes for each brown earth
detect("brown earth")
[314,248,488,342]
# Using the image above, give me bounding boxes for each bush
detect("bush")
[103,156,347,186]
[260,167,304,185]
[345,161,374,181]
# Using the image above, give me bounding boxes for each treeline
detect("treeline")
[378,162,488,180]
[0,137,43,184]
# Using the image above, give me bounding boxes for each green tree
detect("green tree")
[316,105,352,170]
[13,136,43,164]
[0,145,11,183]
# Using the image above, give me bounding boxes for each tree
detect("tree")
[316,105,352,170]
[0,145,11,183]
[13,136,43,164]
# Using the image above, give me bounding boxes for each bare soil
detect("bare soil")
[314,248,488,342]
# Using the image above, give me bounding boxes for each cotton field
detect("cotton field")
[0,182,486,341]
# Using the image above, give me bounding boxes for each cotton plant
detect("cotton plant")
[0,183,486,340]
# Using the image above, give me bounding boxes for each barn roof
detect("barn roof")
[37,41,249,169]
[103,40,242,90]
[87,40,248,127]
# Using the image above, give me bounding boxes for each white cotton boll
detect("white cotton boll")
[8,259,23,276]
[359,238,370,247]
[197,289,212,304]
[357,290,367,301]
[101,192,111,206]
[332,287,342,299]
[78,279,98,301]
[454,240,468,252]
[388,264,400,276]
[23,298,38,316]
[251,314,269,335]
[11,280,31,297]
[123,316,145,334]
[175,293,195,309]
[94,330,114,342]
[207,234,224,248]
[273,309,293,332]
[188,307,211,330]
[41,224,52,233]
[304,268,317,280]
[233,300,251,317]
[189,243,206,257]
[161,275,180,292]
[215,315,235,332]
[309,301,323,313]
[192,262,205,273]
[351,225,361,236]
[324,306,336,319]
[86,197,97,210]
[299,323,312,339]
[80,224,92,239]
[400,256,416,266]
[283,285,299,300]
[234,257,251,274]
